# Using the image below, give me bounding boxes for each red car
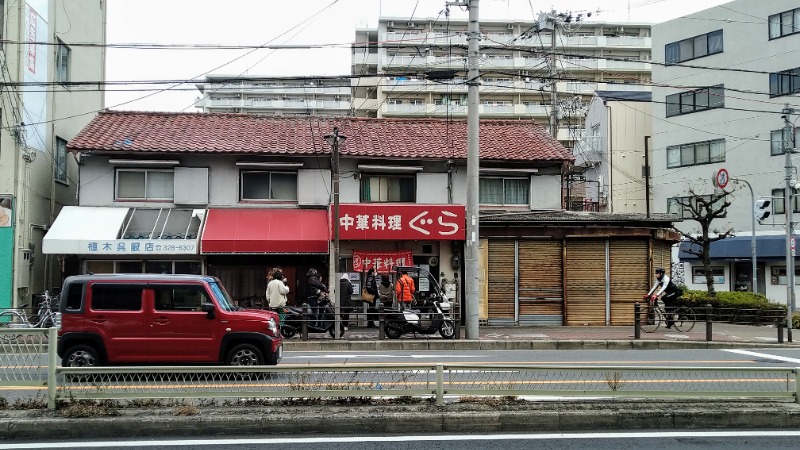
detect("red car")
[57,274,282,366]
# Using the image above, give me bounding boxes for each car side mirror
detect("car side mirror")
[201,302,215,319]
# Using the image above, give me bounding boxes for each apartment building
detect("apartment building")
[652,0,800,301]
[0,1,106,308]
[352,17,652,146]
[195,75,353,116]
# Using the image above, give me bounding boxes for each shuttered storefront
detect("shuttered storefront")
[652,241,673,272]
[564,239,607,325]
[608,239,650,325]
[518,241,563,325]
[487,240,516,325]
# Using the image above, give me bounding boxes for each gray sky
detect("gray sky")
[104,0,732,112]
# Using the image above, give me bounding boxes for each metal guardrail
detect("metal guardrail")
[2,329,799,410]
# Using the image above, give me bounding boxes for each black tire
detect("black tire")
[62,344,101,367]
[439,320,455,339]
[280,326,296,339]
[673,307,696,332]
[639,307,662,333]
[384,322,403,339]
[226,344,264,366]
[327,325,345,338]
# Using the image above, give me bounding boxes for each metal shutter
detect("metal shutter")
[518,240,563,325]
[487,240,515,325]
[564,239,606,325]
[609,239,650,325]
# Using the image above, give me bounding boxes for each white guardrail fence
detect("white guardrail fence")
[1,329,799,410]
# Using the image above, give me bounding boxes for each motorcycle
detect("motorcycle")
[279,292,346,339]
[383,266,456,339]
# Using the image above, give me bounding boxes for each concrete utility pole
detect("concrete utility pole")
[325,127,346,340]
[549,14,558,139]
[783,104,796,341]
[462,0,481,339]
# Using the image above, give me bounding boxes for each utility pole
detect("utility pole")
[325,127,346,340]
[549,14,558,139]
[783,104,796,342]
[446,0,481,339]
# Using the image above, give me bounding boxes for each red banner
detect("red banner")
[335,204,465,241]
[352,250,413,273]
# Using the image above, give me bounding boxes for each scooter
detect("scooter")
[383,266,455,339]
[279,292,346,339]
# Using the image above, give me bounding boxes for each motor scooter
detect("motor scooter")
[279,292,346,339]
[383,266,455,339]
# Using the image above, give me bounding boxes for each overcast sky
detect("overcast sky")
[104,0,733,112]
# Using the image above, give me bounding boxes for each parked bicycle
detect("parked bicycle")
[0,290,60,341]
[640,295,696,333]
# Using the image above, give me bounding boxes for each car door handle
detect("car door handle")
[152,318,170,325]
[90,317,107,323]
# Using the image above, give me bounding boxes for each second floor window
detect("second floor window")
[769,8,800,39]
[665,85,724,117]
[56,40,70,84]
[666,139,725,168]
[54,137,67,184]
[479,177,529,205]
[240,171,297,201]
[771,188,800,214]
[116,169,173,201]
[360,175,415,202]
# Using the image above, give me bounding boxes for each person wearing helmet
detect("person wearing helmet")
[646,267,682,328]
[306,268,328,326]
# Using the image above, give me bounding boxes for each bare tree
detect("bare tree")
[674,187,734,297]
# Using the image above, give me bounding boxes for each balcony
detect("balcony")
[561,35,599,47]
[351,97,382,111]
[557,127,585,142]
[601,59,651,71]
[605,36,651,49]
[352,51,379,66]
[481,57,515,68]
[383,103,429,115]
[521,104,549,116]
[561,58,599,70]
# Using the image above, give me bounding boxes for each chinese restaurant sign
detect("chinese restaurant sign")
[336,204,465,240]
[352,250,413,273]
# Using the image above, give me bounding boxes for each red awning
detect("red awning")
[201,209,329,254]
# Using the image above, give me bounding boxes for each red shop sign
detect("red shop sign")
[335,204,465,241]
[352,250,413,273]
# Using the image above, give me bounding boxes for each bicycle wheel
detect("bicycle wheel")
[639,306,662,333]
[0,311,28,342]
[673,307,696,332]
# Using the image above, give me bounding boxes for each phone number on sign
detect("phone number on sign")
[161,245,195,252]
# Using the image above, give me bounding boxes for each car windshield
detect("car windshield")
[209,281,237,312]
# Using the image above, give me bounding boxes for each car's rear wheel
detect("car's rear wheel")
[226,344,264,366]
[62,344,101,367]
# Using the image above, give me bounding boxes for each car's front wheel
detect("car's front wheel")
[226,344,264,366]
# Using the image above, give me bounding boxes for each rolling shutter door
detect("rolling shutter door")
[487,240,515,325]
[564,239,606,325]
[518,240,563,325]
[652,241,673,273]
[609,239,650,325]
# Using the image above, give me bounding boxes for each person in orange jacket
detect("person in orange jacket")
[395,270,416,305]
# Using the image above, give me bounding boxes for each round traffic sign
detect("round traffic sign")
[715,168,729,189]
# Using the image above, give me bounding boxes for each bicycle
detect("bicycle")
[639,295,696,333]
[0,291,60,341]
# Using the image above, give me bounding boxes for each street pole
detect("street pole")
[783,104,795,342]
[325,127,345,340]
[465,0,480,338]
[549,12,558,139]
[733,178,757,294]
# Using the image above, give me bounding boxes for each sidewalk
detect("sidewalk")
[286,322,800,350]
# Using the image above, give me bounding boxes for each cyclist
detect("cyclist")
[646,267,682,329]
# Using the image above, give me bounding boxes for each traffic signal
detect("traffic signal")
[755,198,771,222]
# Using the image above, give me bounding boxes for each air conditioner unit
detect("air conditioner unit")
[387,21,395,27]
[507,24,514,30]
[616,26,625,33]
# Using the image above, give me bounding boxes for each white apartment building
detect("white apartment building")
[0,1,106,308]
[352,17,653,146]
[652,0,800,301]
[195,75,353,116]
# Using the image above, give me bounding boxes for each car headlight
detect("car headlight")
[267,318,278,335]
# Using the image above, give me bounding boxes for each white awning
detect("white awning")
[43,207,203,256]
[43,207,129,254]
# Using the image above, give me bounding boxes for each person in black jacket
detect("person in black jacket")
[306,268,327,325]
[339,274,354,330]
[364,267,379,328]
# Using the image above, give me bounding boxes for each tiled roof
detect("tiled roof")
[67,111,574,163]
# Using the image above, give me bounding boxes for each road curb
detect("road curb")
[3,403,800,440]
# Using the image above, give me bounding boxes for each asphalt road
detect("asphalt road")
[4,430,800,450]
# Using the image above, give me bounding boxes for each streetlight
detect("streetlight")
[324,127,346,340]
[731,178,758,294]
